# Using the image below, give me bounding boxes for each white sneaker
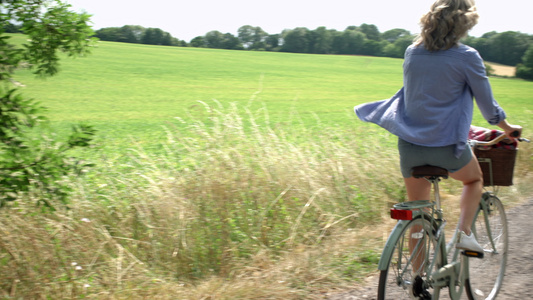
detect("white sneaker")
[456,231,484,258]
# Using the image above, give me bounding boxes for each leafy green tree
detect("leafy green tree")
[190,36,206,47]
[333,29,365,54]
[466,31,531,66]
[205,30,225,48]
[221,33,243,50]
[382,29,411,43]
[95,27,122,41]
[516,44,533,80]
[203,31,242,50]
[488,31,530,65]
[251,26,268,50]
[120,25,145,43]
[175,38,187,47]
[142,28,164,45]
[462,36,491,58]
[161,32,172,46]
[383,43,397,58]
[264,34,280,51]
[481,31,498,39]
[0,0,96,208]
[359,23,381,41]
[281,28,311,53]
[95,25,145,43]
[310,26,334,54]
[238,25,255,48]
[383,34,414,58]
[361,39,386,56]
[97,26,178,46]
[141,28,154,44]
[238,25,268,50]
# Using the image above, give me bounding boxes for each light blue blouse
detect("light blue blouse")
[354,43,506,157]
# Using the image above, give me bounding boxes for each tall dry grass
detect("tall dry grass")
[1,100,530,299]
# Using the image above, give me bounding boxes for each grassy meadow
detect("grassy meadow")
[15,37,404,149]
[2,34,533,299]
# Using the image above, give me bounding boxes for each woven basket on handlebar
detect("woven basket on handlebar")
[474,147,517,186]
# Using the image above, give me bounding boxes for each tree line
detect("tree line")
[94,25,187,47]
[5,22,533,80]
[92,24,414,59]
[92,24,533,79]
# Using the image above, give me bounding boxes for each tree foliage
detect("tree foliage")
[516,44,533,80]
[95,25,144,43]
[202,30,243,50]
[95,25,180,46]
[238,25,268,50]
[0,0,96,209]
[359,23,381,41]
[463,31,533,66]
[281,27,311,53]
[1,1,94,77]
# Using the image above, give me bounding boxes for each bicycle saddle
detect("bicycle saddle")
[411,165,449,179]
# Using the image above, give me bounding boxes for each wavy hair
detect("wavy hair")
[415,0,479,51]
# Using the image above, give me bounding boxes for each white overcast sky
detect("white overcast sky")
[64,0,533,42]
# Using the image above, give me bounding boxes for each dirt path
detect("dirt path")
[327,197,533,299]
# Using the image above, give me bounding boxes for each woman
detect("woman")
[355,0,522,256]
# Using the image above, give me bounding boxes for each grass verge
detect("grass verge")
[1,100,531,299]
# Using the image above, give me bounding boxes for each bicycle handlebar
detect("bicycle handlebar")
[469,130,530,147]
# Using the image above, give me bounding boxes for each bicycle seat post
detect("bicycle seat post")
[411,166,449,213]
[431,177,442,212]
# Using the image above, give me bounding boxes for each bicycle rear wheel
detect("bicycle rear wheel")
[466,193,508,300]
[378,216,444,300]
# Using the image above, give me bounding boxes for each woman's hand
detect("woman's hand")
[497,120,522,140]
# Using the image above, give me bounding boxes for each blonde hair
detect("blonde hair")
[415,0,479,51]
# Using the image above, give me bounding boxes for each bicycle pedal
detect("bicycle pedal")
[462,250,484,259]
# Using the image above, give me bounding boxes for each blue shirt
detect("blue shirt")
[354,43,506,157]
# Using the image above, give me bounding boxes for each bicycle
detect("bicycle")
[377,131,529,300]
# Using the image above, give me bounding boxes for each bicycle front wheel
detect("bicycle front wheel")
[378,216,444,300]
[466,193,508,300]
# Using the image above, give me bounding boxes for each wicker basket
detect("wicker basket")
[474,147,517,186]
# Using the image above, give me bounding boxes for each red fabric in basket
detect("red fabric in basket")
[469,125,517,150]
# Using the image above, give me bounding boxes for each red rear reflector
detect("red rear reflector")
[391,209,413,220]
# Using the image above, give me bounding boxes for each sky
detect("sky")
[64,0,533,42]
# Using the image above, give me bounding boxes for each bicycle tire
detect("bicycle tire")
[377,215,444,300]
[466,193,508,300]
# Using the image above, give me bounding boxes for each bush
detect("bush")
[516,64,533,80]
[484,63,495,76]
[516,44,533,80]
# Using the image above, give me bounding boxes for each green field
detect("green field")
[4,35,533,298]
[15,39,404,143]
[15,38,532,150]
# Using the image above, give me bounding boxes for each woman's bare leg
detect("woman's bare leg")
[449,157,483,235]
[404,176,431,201]
[403,176,432,274]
